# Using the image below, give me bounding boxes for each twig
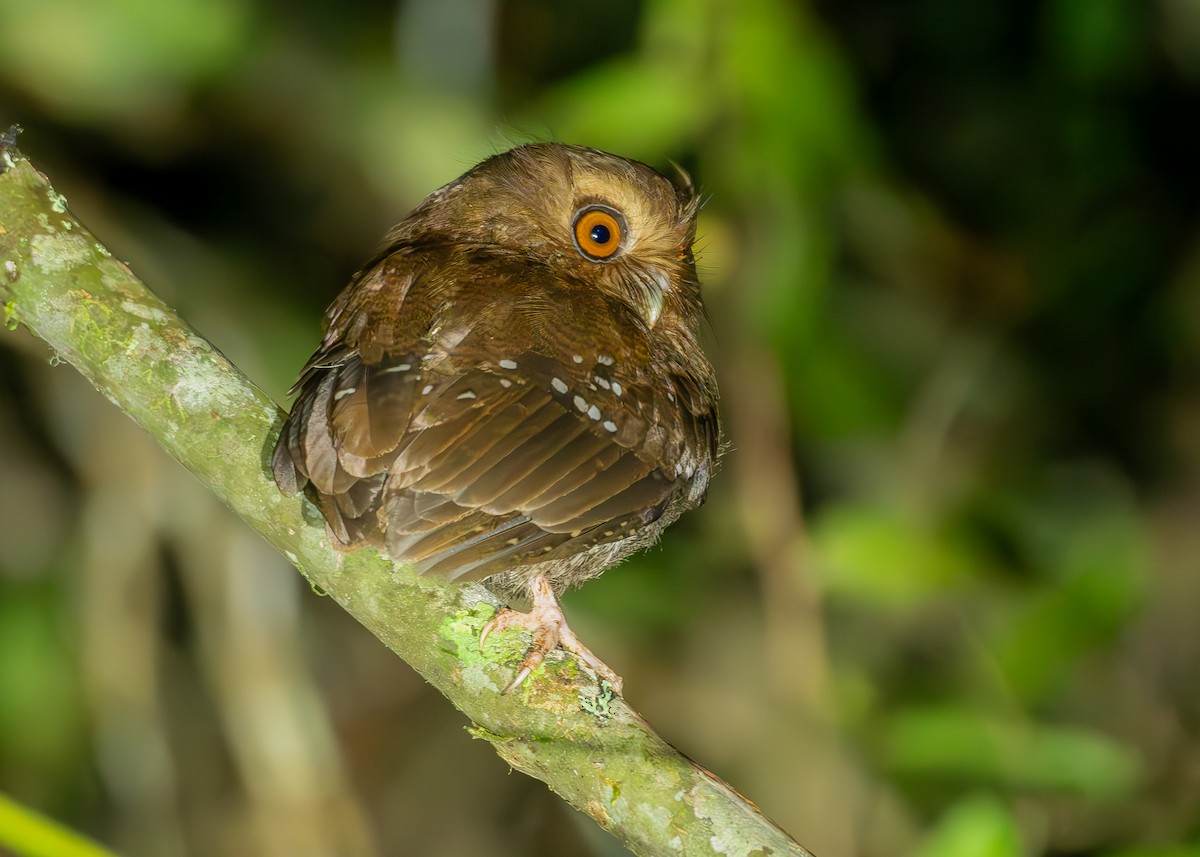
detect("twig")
[0,791,123,857]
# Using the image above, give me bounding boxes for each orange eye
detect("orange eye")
[572,206,624,260]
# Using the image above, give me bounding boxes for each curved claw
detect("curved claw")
[502,664,535,695]
[479,616,498,651]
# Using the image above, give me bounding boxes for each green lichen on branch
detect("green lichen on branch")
[580,679,618,718]
[0,145,813,857]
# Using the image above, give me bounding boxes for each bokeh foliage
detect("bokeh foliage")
[1,1,1198,856]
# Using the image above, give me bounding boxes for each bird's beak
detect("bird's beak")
[631,268,667,328]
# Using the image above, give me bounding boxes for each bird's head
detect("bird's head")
[399,142,704,335]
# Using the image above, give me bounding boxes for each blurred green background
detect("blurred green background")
[2,0,1200,855]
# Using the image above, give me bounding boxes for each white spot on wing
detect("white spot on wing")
[587,405,601,420]
[551,377,568,394]
[597,355,614,366]
[333,387,356,401]
[603,420,618,432]
[573,395,588,412]
[457,390,477,400]
[499,359,518,370]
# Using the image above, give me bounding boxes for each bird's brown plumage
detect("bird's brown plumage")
[273,143,719,605]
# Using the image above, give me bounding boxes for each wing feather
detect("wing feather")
[273,249,718,584]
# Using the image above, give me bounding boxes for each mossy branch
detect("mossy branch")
[0,136,812,857]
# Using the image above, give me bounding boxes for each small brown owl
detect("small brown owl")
[273,143,720,692]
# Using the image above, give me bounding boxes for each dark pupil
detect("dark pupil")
[589,223,612,245]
